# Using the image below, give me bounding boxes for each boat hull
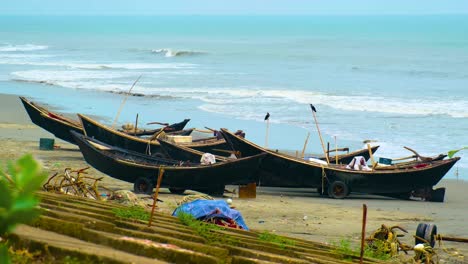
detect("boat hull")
[220,128,459,196]
[79,114,232,157]
[20,97,83,144]
[71,131,266,194]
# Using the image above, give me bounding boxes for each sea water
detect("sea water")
[0,15,467,179]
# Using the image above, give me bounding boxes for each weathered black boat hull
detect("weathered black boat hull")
[326,160,458,194]
[20,96,83,144]
[220,128,459,196]
[79,114,232,156]
[71,131,266,194]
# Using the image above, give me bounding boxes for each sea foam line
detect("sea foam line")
[0,44,48,52]
[1,60,197,70]
[9,68,468,119]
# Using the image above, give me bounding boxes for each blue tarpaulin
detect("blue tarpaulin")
[172,199,249,230]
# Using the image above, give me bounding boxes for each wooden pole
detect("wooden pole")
[436,234,468,243]
[360,204,368,264]
[112,75,142,129]
[327,142,330,163]
[335,136,338,165]
[301,132,310,158]
[367,143,376,169]
[148,167,165,227]
[310,105,330,164]
[134,113,139,136]
[265,119,270,149]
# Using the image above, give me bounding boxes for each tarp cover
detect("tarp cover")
[172,199,249,230]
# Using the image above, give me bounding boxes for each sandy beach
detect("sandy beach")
[1,93,467,261]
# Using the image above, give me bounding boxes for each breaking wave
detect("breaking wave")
[9,69,468,119]
[1,60,196,70]
[0,44,48,52]
[151,48,206,57]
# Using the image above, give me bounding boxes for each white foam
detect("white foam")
[0,60,197,70]
[0,44,48,52]
[151,48,205,57]
[11,70,137,82]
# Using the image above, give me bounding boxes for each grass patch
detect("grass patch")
[258,231,295,249]
[177,212,239,246]
[331,238,393,261]
[112,206,150,221]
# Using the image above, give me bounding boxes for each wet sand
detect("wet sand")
[1,93,467,261]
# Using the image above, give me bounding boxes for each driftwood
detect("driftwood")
[404,146,435,162]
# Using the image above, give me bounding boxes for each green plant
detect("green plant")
[331,238,392,261]
[112,206,150,221]
[258,231,295,249]
[331,238,355,261]
[8,247,42,264]
[448,147,467,158]
[0,154,48,264]
[177,212,242,246]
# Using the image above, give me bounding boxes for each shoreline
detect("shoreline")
[1,92,468,259]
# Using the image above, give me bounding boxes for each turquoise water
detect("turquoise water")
[0,15,467,179]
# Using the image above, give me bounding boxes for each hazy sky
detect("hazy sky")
[1,0,468,15]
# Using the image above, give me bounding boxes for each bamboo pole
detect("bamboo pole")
[335,136,338,165]
[436,234,468,243]
[300,132,310,158]
[360,204,368,264]
[367,143,376,169]
[310,104,330,164]
[112,75,142,129]
[148,167,165,227]
[134,113,139,136]
[265,118,270,149]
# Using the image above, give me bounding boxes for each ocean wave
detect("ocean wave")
[0,54,53,59]
[9,68,468,119]
[151,48,206,57]
[0,60,197,70]
[11,70,136,82]
[142,87,468,119]
[0,44,48,52]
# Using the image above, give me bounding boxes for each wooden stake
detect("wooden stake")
[301,132,310,158]
[148,167,165,227]
[265,118,270,149]
[327,142,330,163]
[112,75,142,129]
[367,143,376,169]
[360,204,368,264]
[310,106,330,164]
[134,113,139,136]
[335,136,338,165]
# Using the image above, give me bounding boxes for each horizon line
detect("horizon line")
[1,12,468,17]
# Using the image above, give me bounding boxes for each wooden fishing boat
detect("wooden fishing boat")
[78,114,232,157]
[20,96,193,144]
[220,128,460,201]
[20,96,83,144]
[70,131,266,196]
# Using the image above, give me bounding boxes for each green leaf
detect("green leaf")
[3,208,41,232]
[448,147,468,158]
[0,244,11,264]
[11,197,39,211]
[14,155,41,190]
[0,181,13,209]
